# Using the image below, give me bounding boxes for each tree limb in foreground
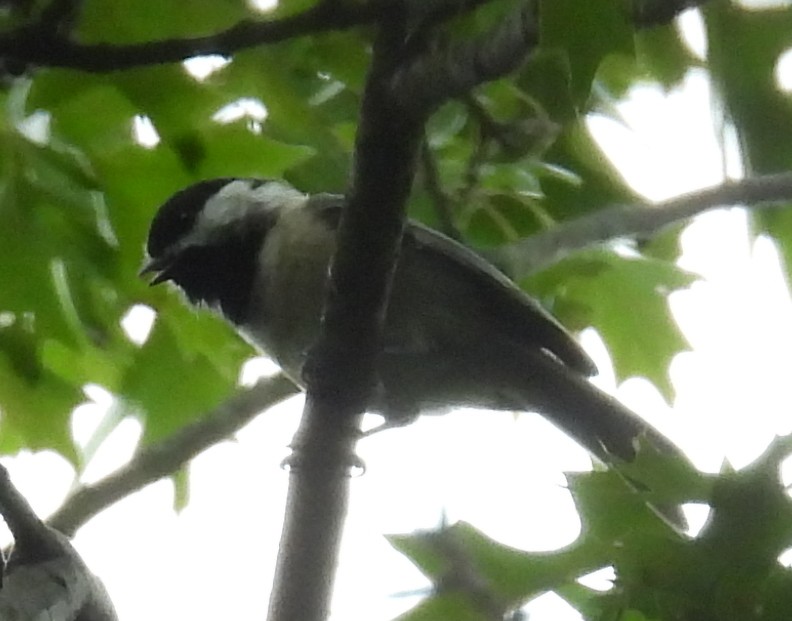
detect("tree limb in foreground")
[266,7,427,618]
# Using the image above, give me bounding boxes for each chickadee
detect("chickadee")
[141,178,681,466]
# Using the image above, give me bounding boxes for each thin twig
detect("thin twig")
[499,172,792,275]
[47,375,297,536]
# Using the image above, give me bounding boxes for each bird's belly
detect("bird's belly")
[242,262,329,385]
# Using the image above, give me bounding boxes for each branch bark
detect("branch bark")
[47,375,296,537]
[0,1,378,71]
[0,0,500,73]
[499,172,792,276]
[392,0,539,116]
[266,10,428,621]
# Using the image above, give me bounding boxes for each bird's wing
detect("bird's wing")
[402,222,597,376]
[305,193,596,376]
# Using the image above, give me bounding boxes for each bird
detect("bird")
[141,177,684,469]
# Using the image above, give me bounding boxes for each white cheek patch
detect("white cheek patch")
[250,181,306,209]
[191,179,307,245]
[201,180,262,229]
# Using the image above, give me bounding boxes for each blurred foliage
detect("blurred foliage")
[392,437,792,621]
[526,250,696,402]
[3,0,792,619]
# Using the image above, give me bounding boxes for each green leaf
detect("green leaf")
[0,324,80,462]
[120,318,238,444]
[518,50,578,123]
[109,65,234,137]
[181,123,315,179]
[40,339,126,391]
[390,522,607,607]
[151,296,250,379]
[567,469,674,542]
[634,22,700,89]
[225,48,352,190]
[41,82,140,154]
[540,0,635,107]
[78,0,251,43]
[617,437,712,507]
[699,437,792,571]
[704,3,792,281]
[554,582,616,621]
[0,138,119,347]
[556,436,792,621]
[526,250,695,401]
[541,120,642,222]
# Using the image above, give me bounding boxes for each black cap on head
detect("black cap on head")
[146,178,235,258]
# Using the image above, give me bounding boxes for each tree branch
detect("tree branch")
[392,0,539,116]
[46,375,296,537]
[499,172,792,276]
[0,0,502,73]
[0,1,378,71]
[267,9,429,621]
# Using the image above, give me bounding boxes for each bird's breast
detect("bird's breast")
[241,209,337,383]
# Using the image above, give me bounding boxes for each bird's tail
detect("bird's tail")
[506,350,691,528]
[519,355,678,463]
[378,346,690,528]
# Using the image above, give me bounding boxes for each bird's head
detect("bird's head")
[141,177,307,322]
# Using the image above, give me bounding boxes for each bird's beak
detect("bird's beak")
[139,256,173,286]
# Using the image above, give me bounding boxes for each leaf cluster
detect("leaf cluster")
[393,438,792,621]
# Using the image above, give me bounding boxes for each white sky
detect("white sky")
[5,7,792,620]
